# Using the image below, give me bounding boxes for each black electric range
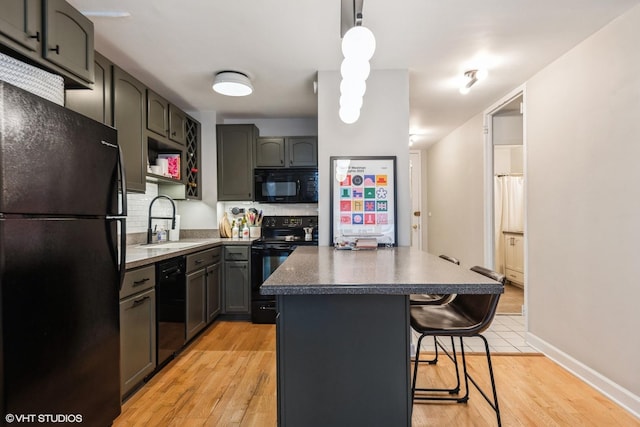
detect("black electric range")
[251,216,318,323]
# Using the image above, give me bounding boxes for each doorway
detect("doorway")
[484,89,525,316]
[409,150,423,251]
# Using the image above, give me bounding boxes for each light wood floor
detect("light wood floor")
[114,321,639,427]
[496,283,524,315]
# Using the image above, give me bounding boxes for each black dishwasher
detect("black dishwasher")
[156,256,186,368]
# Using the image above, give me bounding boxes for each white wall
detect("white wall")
[222,117,317,136]
[176,110,218,230]
[426,113,486,268]
[526,4,640,406]
[317,69,410,246]
[425,4,640,414]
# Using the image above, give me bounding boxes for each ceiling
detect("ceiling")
[68,0,640,149]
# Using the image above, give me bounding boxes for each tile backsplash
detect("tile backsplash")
[126,184,319,236]
[126,182,174,234]
[217,201,319,226]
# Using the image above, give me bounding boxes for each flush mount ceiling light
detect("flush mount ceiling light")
[79,11,131,18]
[212,71,253,97]
[339,0,376,124]
[459,69,488,95]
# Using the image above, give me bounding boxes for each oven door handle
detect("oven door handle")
[264,245,295,252]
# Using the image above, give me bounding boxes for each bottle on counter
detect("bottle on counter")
[231,220,239,239]
[242,218,250,239]
[157,227,166,242]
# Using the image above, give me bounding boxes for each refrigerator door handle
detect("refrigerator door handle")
[117,145,128,216]
[118,218,126,290]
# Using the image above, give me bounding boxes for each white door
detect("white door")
[409,150,423,250]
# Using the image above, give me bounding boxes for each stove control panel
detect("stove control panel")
[262,216,318,229]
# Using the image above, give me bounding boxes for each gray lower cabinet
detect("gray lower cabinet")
[216,124,257,201]
[206,262,222,322]
[223,246,250,314]
[112,65,147,193]
[185,247,222,339]
[120,265,156,399]
[185,268,207,341]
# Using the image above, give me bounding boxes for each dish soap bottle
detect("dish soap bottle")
[231,220,239,239]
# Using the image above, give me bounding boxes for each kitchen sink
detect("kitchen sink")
[138,242,202,249]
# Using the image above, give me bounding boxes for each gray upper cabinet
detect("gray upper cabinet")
[65,51,112,124]
[146,89,169,138]
[216,124,257,201]
[42,0,94,84]
[288,136,317,167]
[0,0,40,53]
[255,136,317,168]
[168,104,187,145]
[113,66,147,193]
[0,0,94,87]
[256,137,285,167]
[146,90,187,146]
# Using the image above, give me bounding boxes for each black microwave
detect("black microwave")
[254,168,318,203]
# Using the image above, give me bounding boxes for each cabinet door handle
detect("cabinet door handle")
[132,296,150,308]
[49,44,60,54]
[195,259,204,265]
[133,277,150,286]
[28,31,40,42]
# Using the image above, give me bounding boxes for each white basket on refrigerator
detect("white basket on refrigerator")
[0,52,64,105]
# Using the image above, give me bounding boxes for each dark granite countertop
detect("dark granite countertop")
[261,246,504,295]
[125,237,256,269]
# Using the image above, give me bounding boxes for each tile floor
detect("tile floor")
[411,314,539,355]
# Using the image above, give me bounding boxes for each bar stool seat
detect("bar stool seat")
[410,266,506,426]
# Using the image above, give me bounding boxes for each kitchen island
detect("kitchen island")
[261,246,503,427]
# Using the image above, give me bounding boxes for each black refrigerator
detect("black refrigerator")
[0,81,126,425]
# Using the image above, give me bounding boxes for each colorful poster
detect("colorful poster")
[330,156,397,246]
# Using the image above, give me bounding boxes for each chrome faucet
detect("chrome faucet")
[147,195,176,244]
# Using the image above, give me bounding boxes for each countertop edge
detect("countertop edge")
[125,238,257,270]
[261,283,503,296]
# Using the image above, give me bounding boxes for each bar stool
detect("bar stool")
[410,254,460,365]
[410,266,505,426]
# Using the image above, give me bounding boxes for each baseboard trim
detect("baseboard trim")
[526,332,640,419]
